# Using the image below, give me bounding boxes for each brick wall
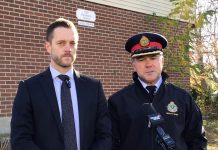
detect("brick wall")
[0,0,189,117]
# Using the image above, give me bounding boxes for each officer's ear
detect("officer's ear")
[161,54,164,64]
[131,57,135,63]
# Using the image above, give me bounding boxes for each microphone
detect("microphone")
[156,127,176,150]
[65,80,71,88]
[142,103,164,128]
[143,103,176,150]
[58,75,71,88]
[147,113,164,128]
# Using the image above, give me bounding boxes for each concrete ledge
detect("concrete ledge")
[0,117,10,137]
[0,117,11,150]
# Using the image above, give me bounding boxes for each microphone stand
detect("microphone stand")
[146,103,176,150]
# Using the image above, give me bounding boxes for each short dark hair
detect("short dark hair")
[46,18,78,42]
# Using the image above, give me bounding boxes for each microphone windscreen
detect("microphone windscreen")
[142,103,164,127]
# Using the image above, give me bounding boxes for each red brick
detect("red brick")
[0,0,190,116]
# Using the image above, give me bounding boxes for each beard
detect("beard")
[51,53,76,68]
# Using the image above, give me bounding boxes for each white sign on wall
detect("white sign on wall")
[76,8,96,22]
[78,21,95,27]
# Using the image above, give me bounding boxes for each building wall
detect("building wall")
[0,0,189,118]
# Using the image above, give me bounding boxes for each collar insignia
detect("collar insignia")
[140,36,149,47]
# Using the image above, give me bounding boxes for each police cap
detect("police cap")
[125,32,168,58]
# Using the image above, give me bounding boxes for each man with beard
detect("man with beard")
[108,32,207,150]
[11,18,112,150]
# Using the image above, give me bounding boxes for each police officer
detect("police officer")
[108,32,207,150]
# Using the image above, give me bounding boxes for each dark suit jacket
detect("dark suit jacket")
[11,68,112,150]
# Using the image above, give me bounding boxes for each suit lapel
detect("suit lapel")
[40,68,64,140]
[74,70,86,150]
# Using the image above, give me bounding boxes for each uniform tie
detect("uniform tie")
[146,85,157,101]
[58,75,78,150]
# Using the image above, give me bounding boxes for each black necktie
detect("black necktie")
[58,75,78,150]
[146,85,157,101]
